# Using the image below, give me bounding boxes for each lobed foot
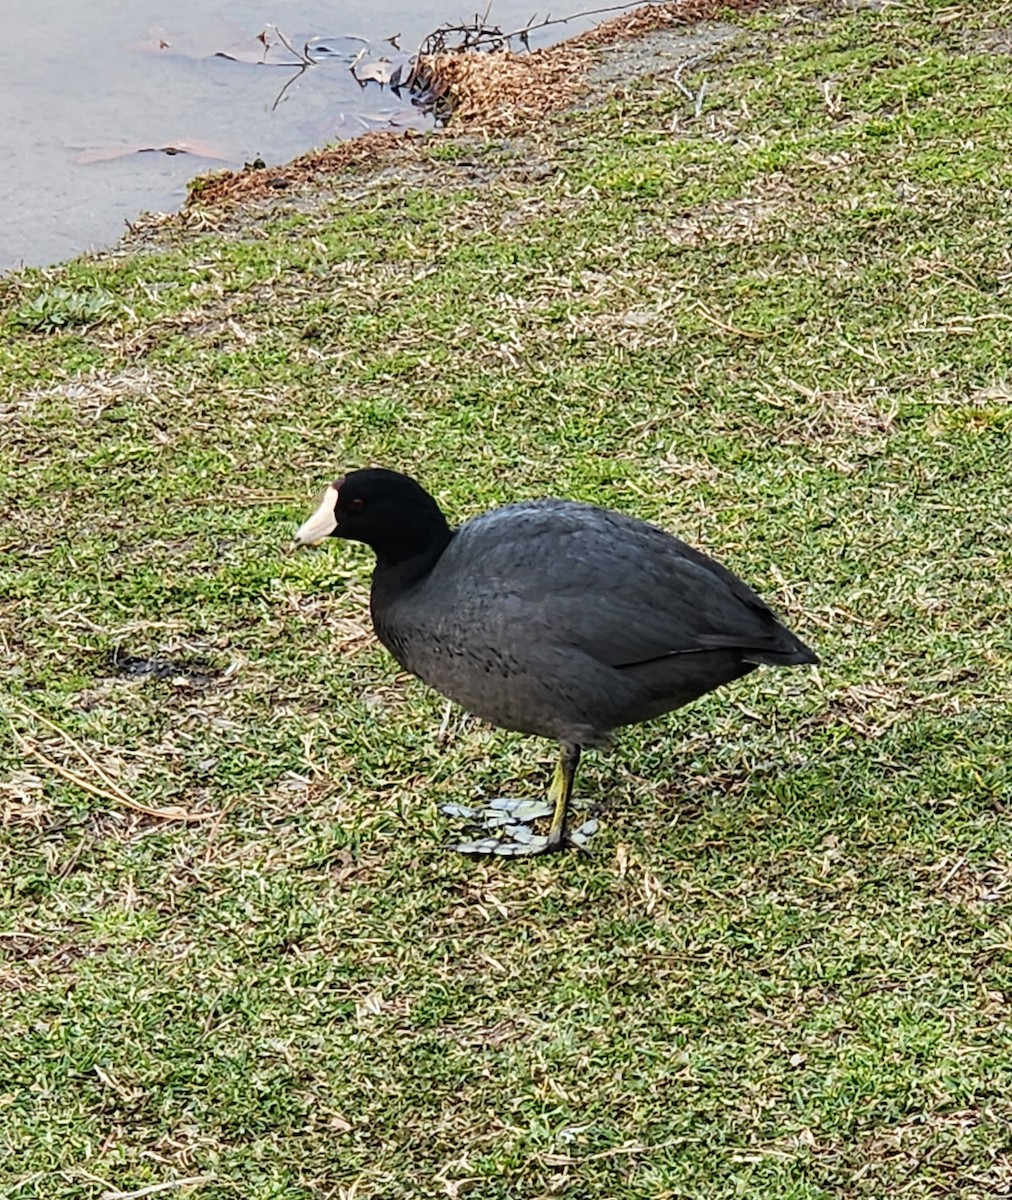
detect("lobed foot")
[441,797,554,826]
[440,798,598,857]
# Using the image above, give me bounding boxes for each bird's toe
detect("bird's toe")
[569,818,599,849]
[440,798,555,828]
[444,793,599,858]
[451,824,551,856]
[450,817,600,857]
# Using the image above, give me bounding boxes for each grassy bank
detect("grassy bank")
[2,2,1011,1196]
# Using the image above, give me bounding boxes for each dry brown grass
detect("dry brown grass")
[414,46,592,132]
[413,0,765,133]
[185,131,408,211]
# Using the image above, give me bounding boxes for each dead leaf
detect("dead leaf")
[74,140,231,165]
[132,22,291,65]
[352,55,393,86]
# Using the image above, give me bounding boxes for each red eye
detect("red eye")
[347,497,365,512]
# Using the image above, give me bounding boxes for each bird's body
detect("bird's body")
[371,499,813,747]
[296,469,818,856]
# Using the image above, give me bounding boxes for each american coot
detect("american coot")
[296,469,818,856]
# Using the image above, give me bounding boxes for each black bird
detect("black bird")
[295,468,818,856]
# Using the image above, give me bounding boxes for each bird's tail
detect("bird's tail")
[742,629,819,667]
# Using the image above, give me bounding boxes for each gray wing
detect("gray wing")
[404,500,812,669]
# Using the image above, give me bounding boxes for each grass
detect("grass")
[2,1,1012,1196]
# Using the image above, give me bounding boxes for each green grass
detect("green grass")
[2,2,1012,1196]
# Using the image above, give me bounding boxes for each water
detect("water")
[0,1,604,273]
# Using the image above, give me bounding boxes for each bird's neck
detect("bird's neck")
[369,528,453,614]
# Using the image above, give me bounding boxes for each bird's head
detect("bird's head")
[294,468,451,561]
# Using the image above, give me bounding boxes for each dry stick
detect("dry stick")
[11,699,147,804]
[270,23,315,66]
[6,701,218,822]
[100,1178,216,1200]
[10,729,175,818]
[428,0,677,52]
[261,25,318,111]
[694,78,707,119]
[272,63,311,110]
[671,53,707,117]
[672,53,703,100]
[690,301,766,340]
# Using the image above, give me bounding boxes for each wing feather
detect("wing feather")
[395,501,810,669]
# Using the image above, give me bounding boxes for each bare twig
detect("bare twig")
[420,0,676,56]
[10,728,166,818]
[270,24,315,66]
[672,53,696,99]
[266,25,318,111]
[671,53,707,116]
[689,301,766,340]
[272,65,311,110]
[4,700,218,822]
[100,1177,216,1200]
[671,52,702,99]
[694,76,706,118]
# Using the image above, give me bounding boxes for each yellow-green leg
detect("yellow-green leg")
[544,742,580,852]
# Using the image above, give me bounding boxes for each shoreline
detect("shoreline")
[2,0,764,271]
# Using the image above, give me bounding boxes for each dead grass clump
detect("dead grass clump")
[415,46,591,132]
[186,131,407,211]
[413,0,763,132]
